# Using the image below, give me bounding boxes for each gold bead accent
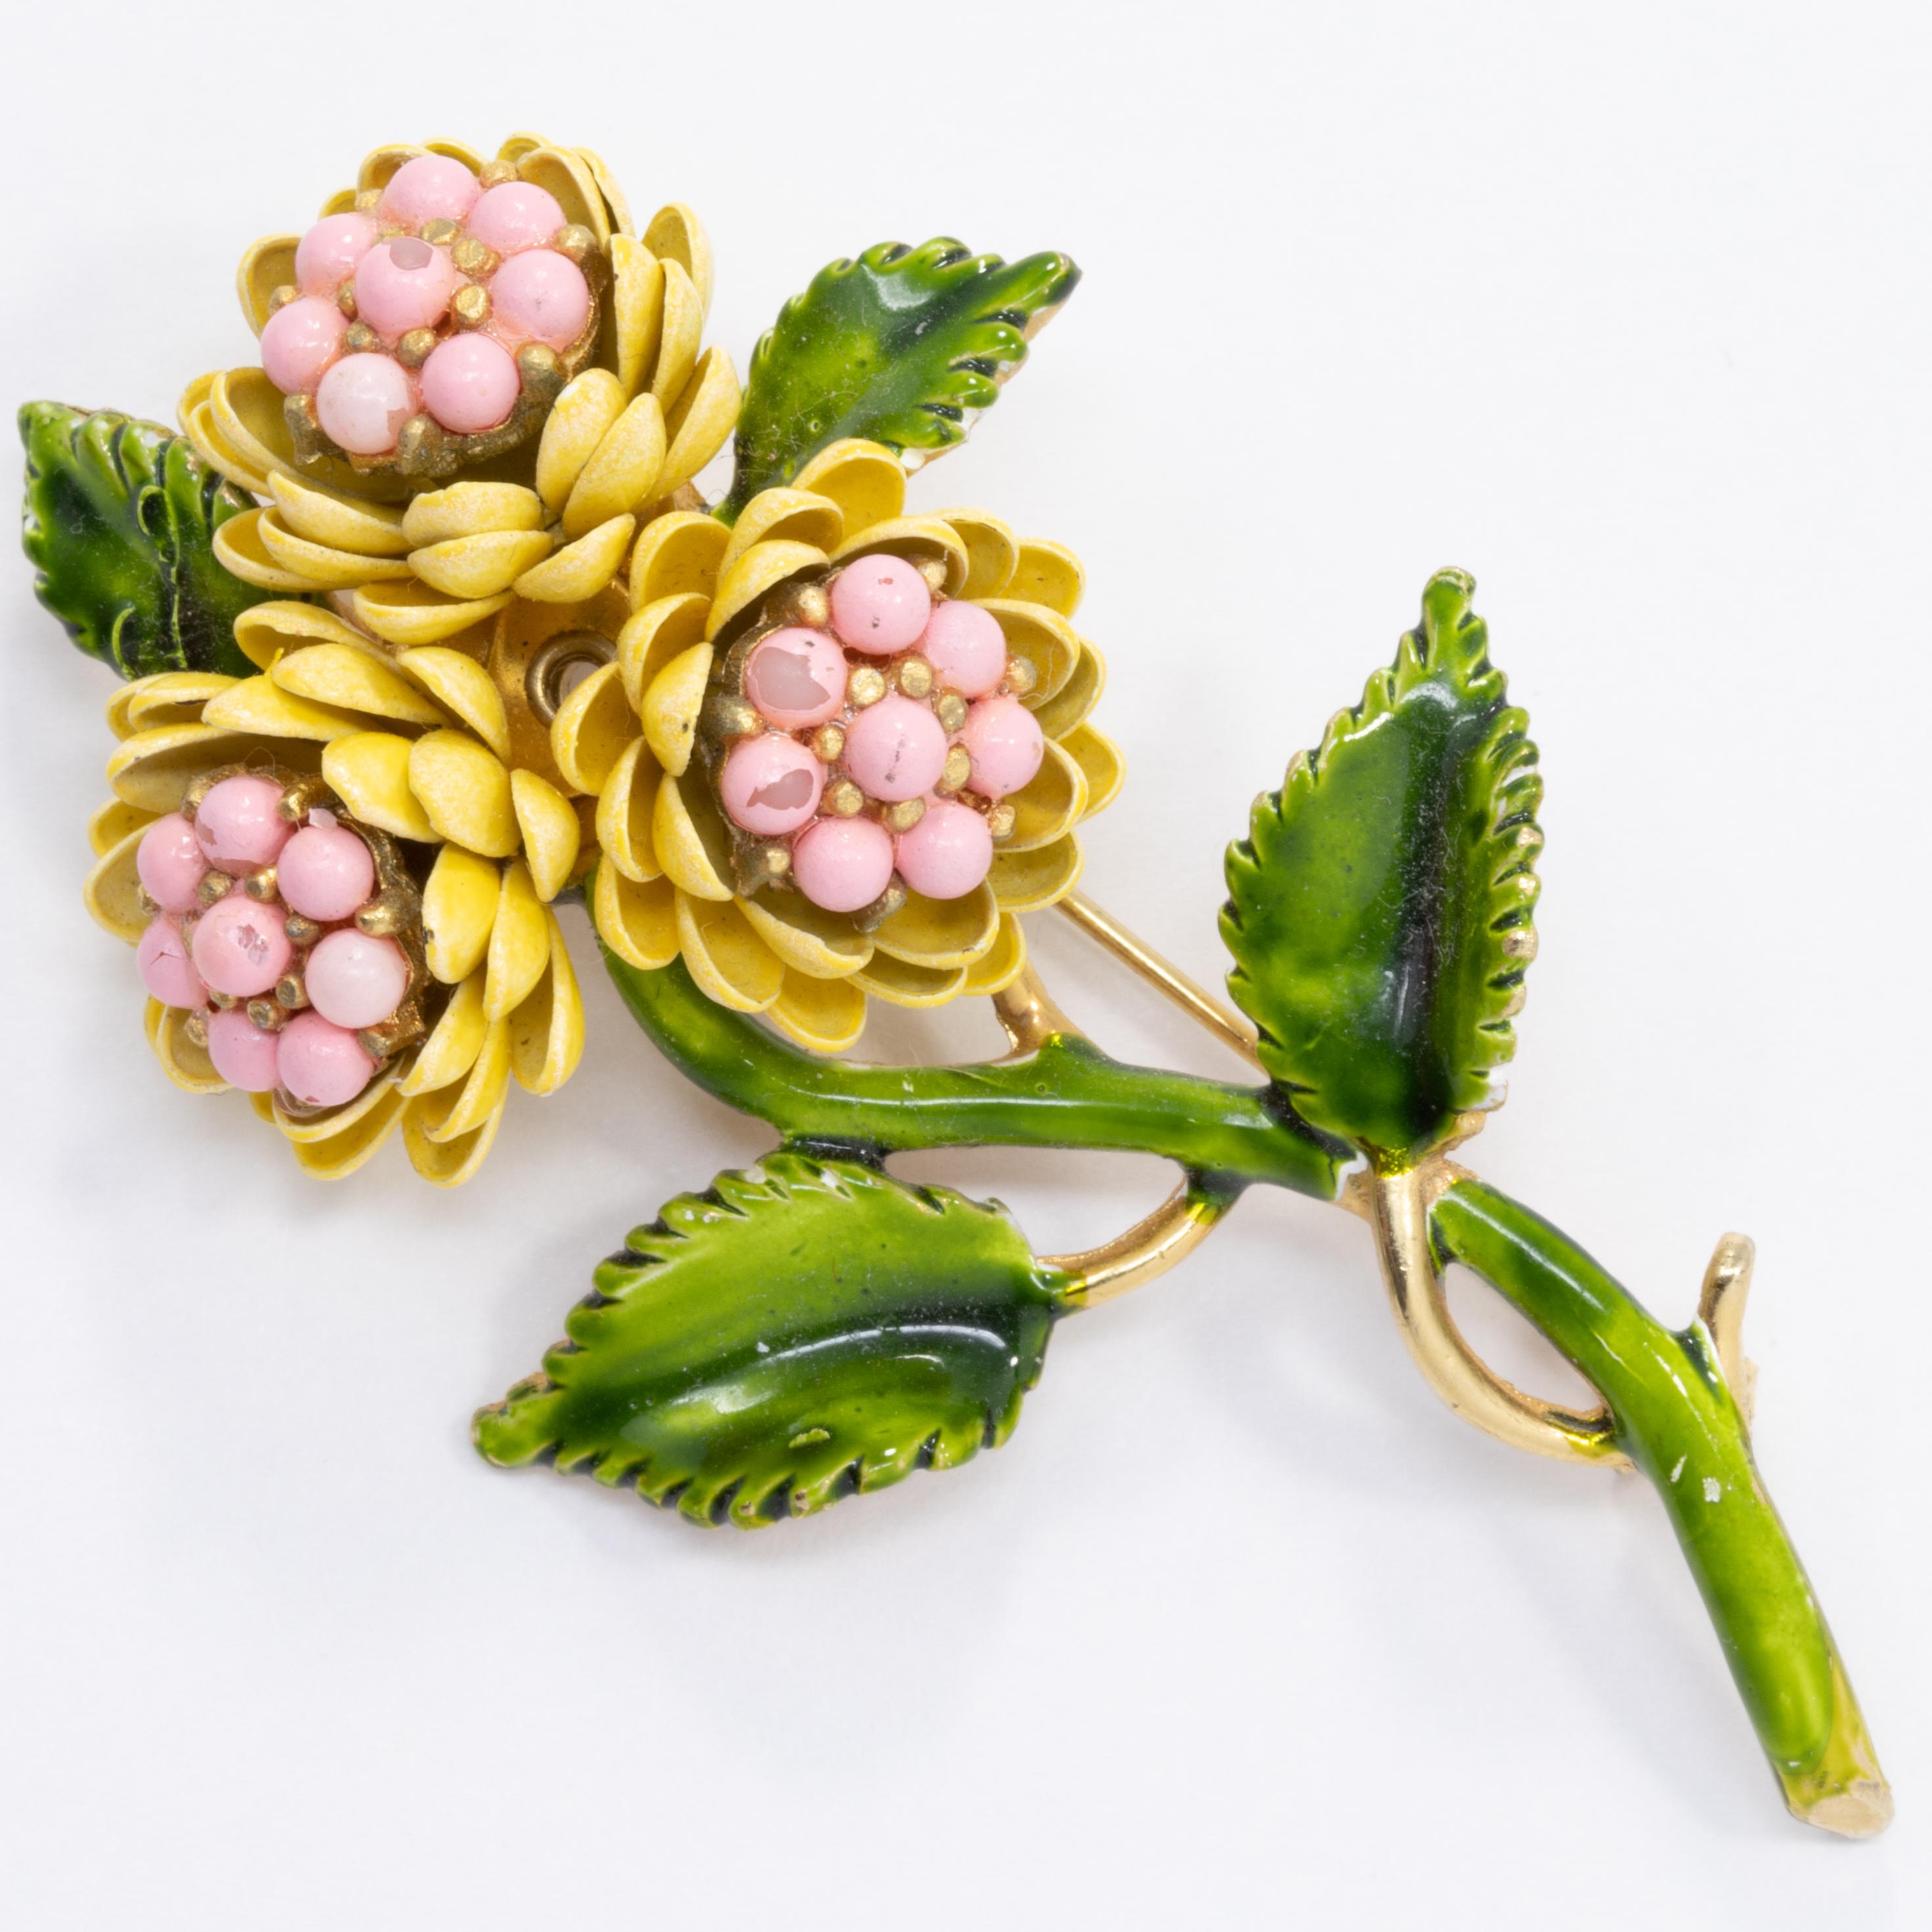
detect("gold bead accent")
[811,723,846,763]
[937,744,973,795]
[355,893,410,937]
[198,870,234,907]
[1005,655,1038,697]
[848,666,887,708]
[873,880,909,924]
[934,691,969,733]
[915,558,949,595]
[451,235,498,278]
[335,284,359,320]
[826,779,865,817]
[395,328,437,370]
[748,840,792,883]
[420,218,459,247]
[244,868,278,902]
[354,188,382,213]
[135,885,158,918]
[284,913,322,946]
[267,284,299,314]
[986,802,1018,840]
[394,416,446,477]
[276,971,309,1011]
[884,797,926,833]
[206,988,237,1011]
[182,1012,209,1049]
[894,655,935,698]
[706,693,762,739]
[452,282,492,329]
[782,582,832,630]
[246,998,288,1033]
[343,322,379,356]
[517,343,565,401]
[183,773,219,813]
[478,159,519,190]
[552,225,597,265]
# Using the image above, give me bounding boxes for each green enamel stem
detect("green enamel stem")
[604,949,1346,1199]
[1431,1177,1889,1832]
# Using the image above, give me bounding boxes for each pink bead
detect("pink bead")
[467,181,567,255]
[305,930,411,1029]
[894,800,995,901]
[295,213,377,296]
[378,154,481,229]
[315,353,416,456]
[719,736,826,836]
[920,600,1008,698]
[744,629,847,729]
[419,333,521,435]
[136,812,207,913]
[205,1007,283,1093]
[488,248,592,351]
[261,296,347,395]
[276,821,376,922]
[353,236,458,341]
[194,775,291,870]
[842,693,949,802]
[276,1012,377,1109]
[960,695,1045,799]
[790,817,897,914]
[190,894,293,999]
[137,915,206,1010]
[830,555,933,655]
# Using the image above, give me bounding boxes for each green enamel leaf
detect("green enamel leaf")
[1220,570,1541,1170]
[474,1151,1069,1528]
[19,402,273,681]
[719,238,1081,522]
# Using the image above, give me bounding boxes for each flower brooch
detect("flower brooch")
[21,131,1891,1837]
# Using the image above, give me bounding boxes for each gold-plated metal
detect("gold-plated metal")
[847,666,886,708]
[553,225,597,265]
[244,867,278,902]
[1006,655,1038,697]
[895,655,935,698]
[478,158,519,191]
[914,557,949,595]
[452,235,498,278]
[825,779,865,817]
[420,218,460,247]
[1056,1184,1234,1308]
[525,630,617,727]
[985,802,1016,840]
[991,962,1077,1054]
[883,798,925,833]
[811,723,846,763]
[935,691,969,733]
[396,328,437,370]
[1698,1233,1756,1421]
[343,322,379,355]
[937,744,972,794]
[452,284,491,329]
[335,284,358,319]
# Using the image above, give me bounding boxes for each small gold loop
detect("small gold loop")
[525,630,617,726]
[1052,1183,1232,1308]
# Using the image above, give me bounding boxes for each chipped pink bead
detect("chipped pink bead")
[830,554,933,656]
[419,333,521,434]
[295,213,377,296]
[190,895,292,999]
[137,914,205,1010]
[719,735,826,836]
[261,296,347,396]
[316,353,416,456]
[791,816,897,914]
[744,629,847,729]
[960,694,1045,799]
[276,821,375,923]
[489,248,591,351]
[894,800,995,901]
[353,236,458,341]
[843,693,949,802]
[920,600,1008,698]
[194,775,291,871]
[305,930,410,1030]
[467,181,567,255]
[378,154,481,229]
[276,1012,376,1109]
[136,812,207,913]
[205,1008,282,1093]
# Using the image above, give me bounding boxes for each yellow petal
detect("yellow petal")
[651,770,734,901]
[213,507,328,592]
[109,721,318,813]
[548,660,637,795]
[675,893,784,1012]
[483,862,549,1020]
[89,799,155,855]
[237,234,300,335]
[616,591,710,712]
[267,472,410,557]
[574,144,633,237]
[706,540,829,641]
[516,146,609,246]
[410,528,555,599]
[408,730,519,857]
[593,865,680,969]
[611,235,665,398]
[976,598,1080,702]
[649,259,702,405]
[120,672,238,735]
[202,674,372,743]
[1030,638,1107,738]
[509,914,585,1093]
[851,953,969,1009]
[871,883,1000,968]
[962,912,1028,996]
[182,371,271,497]
[401,481,546,548]
[536,368,626,513]
[422,845,502,983]
[272,1071,406,1143]
[792,439,907,538]
[594,736,663,882]
[629,515,729,612]
[562,394,664,538]
[657,347,740,499]
[737,890,874,979]
[354,578,514,647]
[148,1001,228,1093]
[402,1088,504,1186]
[643,203,714,315]
[989,832,1084,912]
[1010,538,1086,616]
[1002,737,1090,852]
[830,515,969,595]
[397,972,488,1096]
[290,1084,407,1178]
[1062,722,1125,819]
[232,598,383,672]
[396,647,511,760]
[511,770,582,901]
[764,970,868,1054]
[322,731,437,842]
[641,641,712,777]
[83,823,151,940]
[356,142,424,193]
[934,508,1019,599]
[718,488,844,583]
[271,643,449,727]
[513,514,635,602]
[210,366,410,504]
[416,1015,512,1142]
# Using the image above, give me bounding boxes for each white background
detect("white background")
[3,3,1927,1925]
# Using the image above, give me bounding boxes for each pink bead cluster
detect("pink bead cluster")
[134,777,413,1109]
[718,556,1046,913]
[260,154,595,456]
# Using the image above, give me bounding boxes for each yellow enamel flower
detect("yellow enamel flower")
[82,603,590,1184]
[182,133,739,639]
[578,439,1122,1053]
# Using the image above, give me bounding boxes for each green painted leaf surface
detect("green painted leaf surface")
[474,1152,1068,1527]
[19,402,273,680]
[1220,570,1541,1169]
[720,238,1080,521]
